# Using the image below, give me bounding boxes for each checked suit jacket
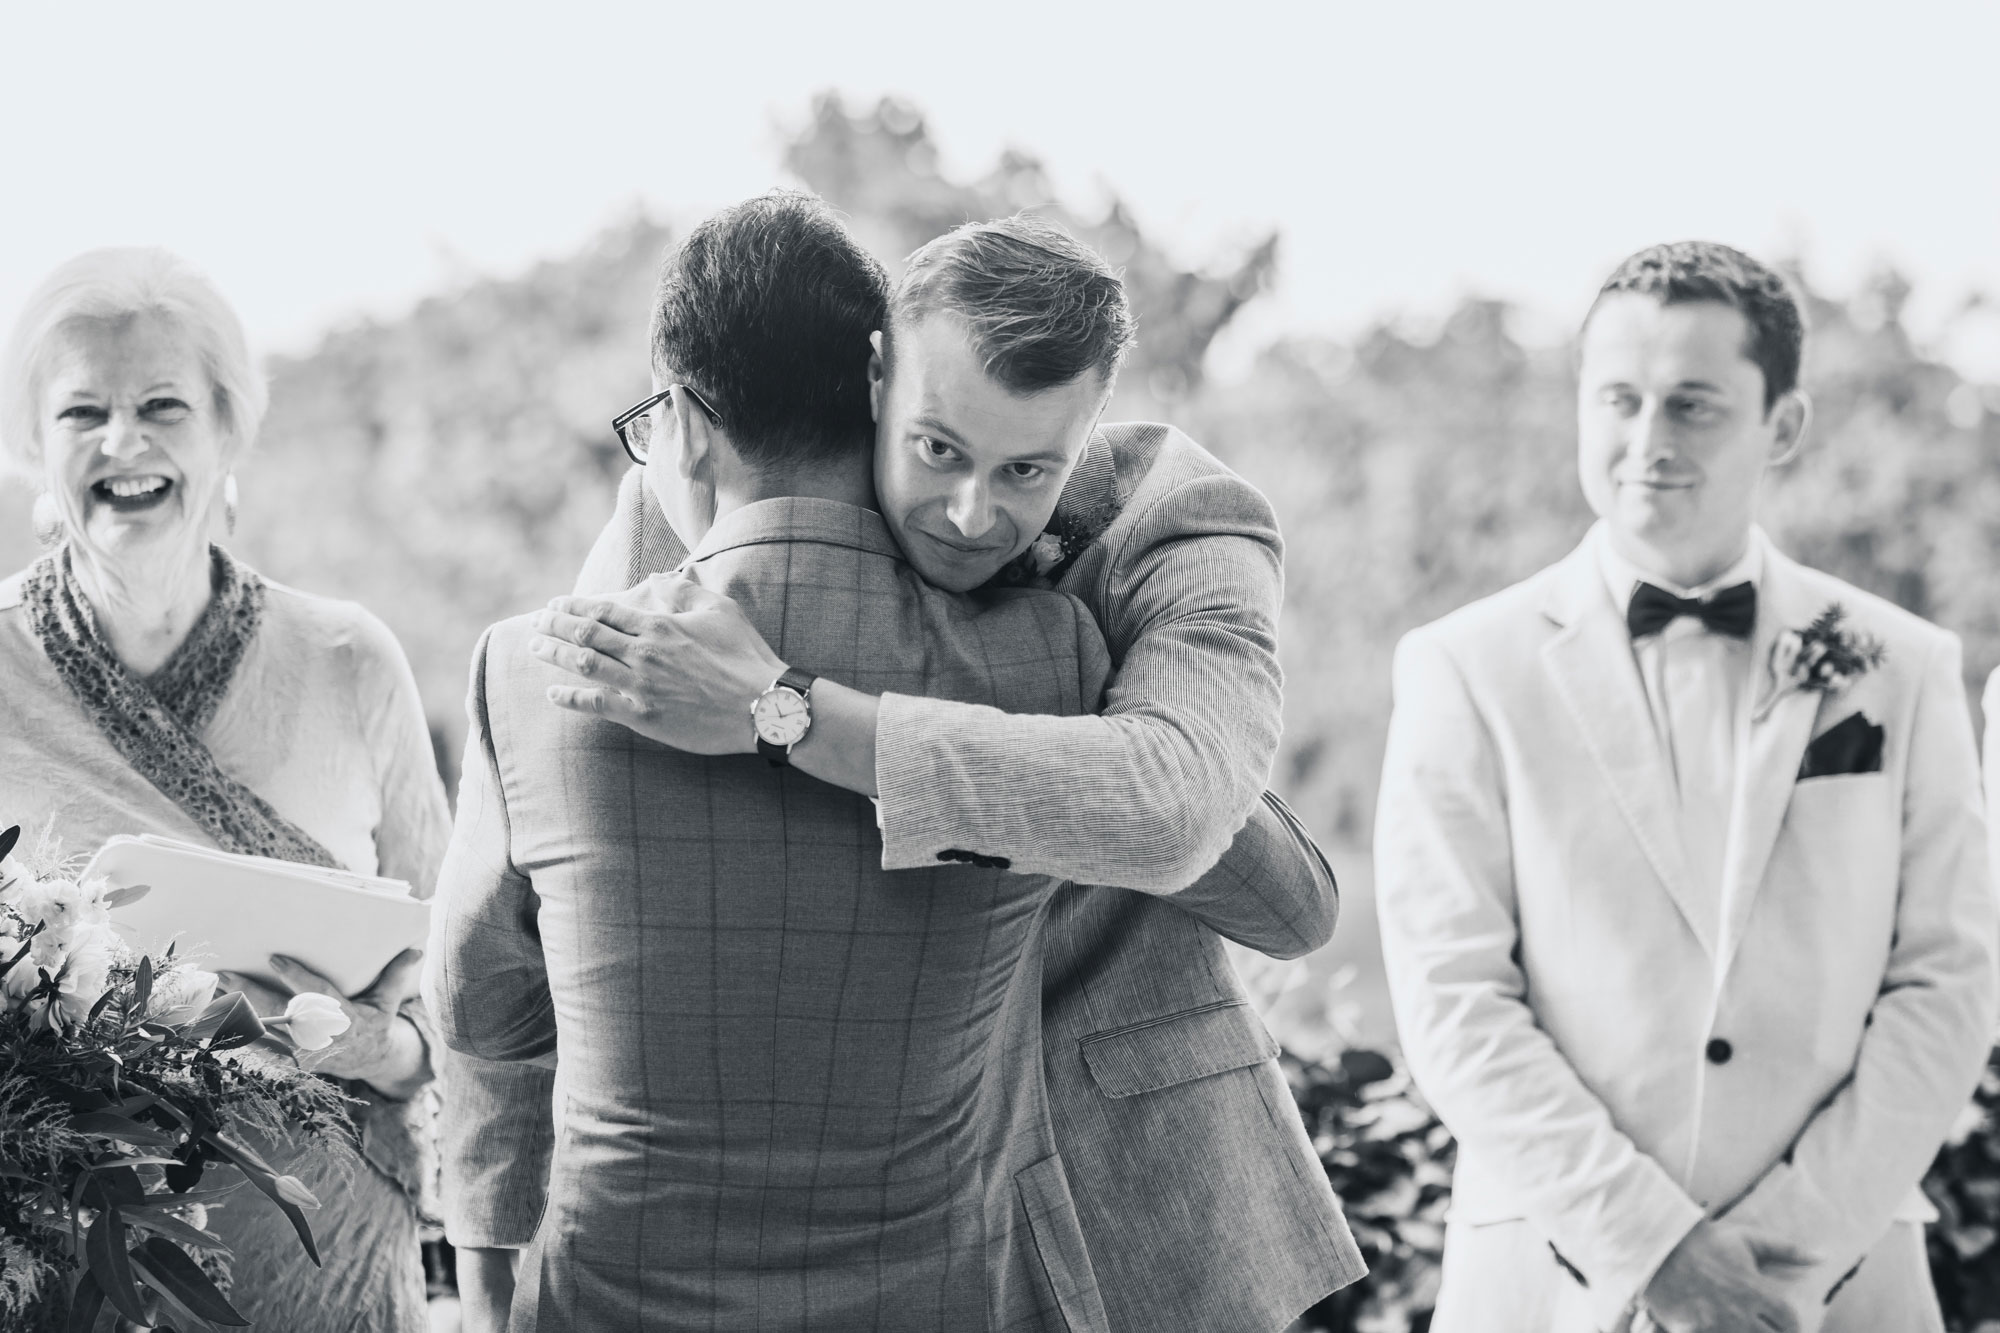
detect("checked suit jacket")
[443,427,1364,1332]
[425,497,1113,1332]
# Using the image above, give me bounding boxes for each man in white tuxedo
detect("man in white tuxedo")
[1987,668,1999,893]
[1376,241,1996,1333]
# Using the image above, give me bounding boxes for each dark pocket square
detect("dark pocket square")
[1798,712,1884,780]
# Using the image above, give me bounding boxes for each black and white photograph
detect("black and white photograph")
[2,4,1998,1331]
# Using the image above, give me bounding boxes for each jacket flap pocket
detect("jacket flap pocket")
[1079,1001,1279,1098]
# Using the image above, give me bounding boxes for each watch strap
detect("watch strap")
[755,669,817,767]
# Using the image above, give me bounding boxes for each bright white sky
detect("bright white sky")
[4,0,1998,376]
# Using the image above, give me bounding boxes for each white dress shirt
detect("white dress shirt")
[1598,531,1765,938]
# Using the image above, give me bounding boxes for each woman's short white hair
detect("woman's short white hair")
[0,247,267,478]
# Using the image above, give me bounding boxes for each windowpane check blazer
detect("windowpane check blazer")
[426,498,1113,1332]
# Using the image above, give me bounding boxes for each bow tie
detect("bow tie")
[1626,581,1757,640]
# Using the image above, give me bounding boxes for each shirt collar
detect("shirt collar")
[687,497,904,567]
[1595,522,1766,612]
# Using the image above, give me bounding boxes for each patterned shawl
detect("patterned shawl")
[23,544,341,868]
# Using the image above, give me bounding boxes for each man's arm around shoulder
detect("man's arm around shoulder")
[875,458,1285,893]
[1164,789,1338,959]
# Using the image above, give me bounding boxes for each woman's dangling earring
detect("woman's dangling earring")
[223,472,239,537]
[31,492,64,548]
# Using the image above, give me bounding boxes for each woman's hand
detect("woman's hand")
[217,948,432,1099]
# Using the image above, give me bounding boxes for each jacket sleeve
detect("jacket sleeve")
[1162,790,1339,960]
[422,627,557,1063]
[1725,633,1998,1297]
[438,1050,555,1249]
[875,471,1284,893]
[1984,666,2000,887]
[1375,628,1703,1330]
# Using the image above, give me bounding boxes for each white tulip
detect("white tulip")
[282,992,351,1051]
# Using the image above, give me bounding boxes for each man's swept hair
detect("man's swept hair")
[650,190,887,470]
[1587,241,1806,410]
[889,213,1134,394]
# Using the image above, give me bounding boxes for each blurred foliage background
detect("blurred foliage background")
[5,90,1999,1330]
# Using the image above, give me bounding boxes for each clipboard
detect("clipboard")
[85,834,431,996]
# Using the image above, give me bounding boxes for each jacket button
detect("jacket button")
[1705,1038,1733,1065]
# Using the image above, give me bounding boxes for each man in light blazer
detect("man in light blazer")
[474,215,1364,1332]
[1986,668,2000,885]
[428,191,1126,1330]
[1376,241,1995,1333]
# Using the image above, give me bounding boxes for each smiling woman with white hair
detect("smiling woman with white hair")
[0,247,450,1331]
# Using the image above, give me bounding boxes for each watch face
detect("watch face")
[753,687,810,747]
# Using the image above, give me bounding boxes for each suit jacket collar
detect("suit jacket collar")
[1717,536,1825,974]
[1055,430,1120,528]
[575,466,689,596]
[1539,525,1706,951]
[689,497,903,567]
[1537,524,1826,964]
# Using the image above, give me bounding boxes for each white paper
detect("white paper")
[85,835,431,997]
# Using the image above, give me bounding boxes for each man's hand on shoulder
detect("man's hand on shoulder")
[1641,1219,1815,1333]
[530,573,780,754]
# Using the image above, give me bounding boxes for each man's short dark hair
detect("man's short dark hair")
[888,213,1135,395]
[651,190,887,470]
[1586,241,1806,410]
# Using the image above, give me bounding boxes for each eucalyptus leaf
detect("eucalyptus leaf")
[65,1269,106,1333]
[72,1111,177,1149]
[184,991,266,1049]
[83,1206,150,1323]
[203,1134,322,1266]
[83,1163,148,1207]
[122,1207,224,1251]
[133,1180,245,1210]
[130,1236,250,1327]
[102,882,152,909]
[87,983,121,1024]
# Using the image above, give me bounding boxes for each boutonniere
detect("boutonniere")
[1026,531,1067,578]
[985,497,1119,591]
[1754,603,1886,721]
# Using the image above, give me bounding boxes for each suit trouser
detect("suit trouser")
[1430,1218,1943,1333]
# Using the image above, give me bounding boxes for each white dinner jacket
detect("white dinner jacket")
[1376,524,1995,1331]
[1985,667,2000,891]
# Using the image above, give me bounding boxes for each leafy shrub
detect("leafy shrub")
[1925,1047,2000,1328]
[1289,1044,2000,1332]
[1287,1048,1448,1332]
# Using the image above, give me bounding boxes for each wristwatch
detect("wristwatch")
[751,667,817,766]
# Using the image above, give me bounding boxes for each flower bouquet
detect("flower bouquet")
[0,823,357,1331]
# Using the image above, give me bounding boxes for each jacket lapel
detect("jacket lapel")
[1539,531,1710,955]
[1716,542,1824,974]
[574,466,694,596]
